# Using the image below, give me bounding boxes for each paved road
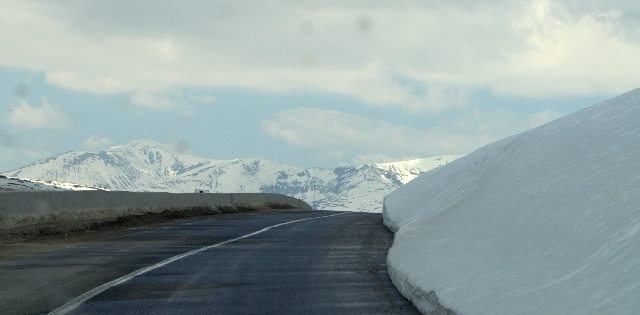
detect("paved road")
[0,210,420,314]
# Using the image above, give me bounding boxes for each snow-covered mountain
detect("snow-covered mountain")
[1,141,459,212]
[384,88,640,314]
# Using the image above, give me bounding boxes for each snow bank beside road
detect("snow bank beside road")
[383,88,640,314]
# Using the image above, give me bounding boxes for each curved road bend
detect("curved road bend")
[0,210,420,314]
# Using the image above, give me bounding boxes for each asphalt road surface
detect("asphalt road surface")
[0,210,420,315]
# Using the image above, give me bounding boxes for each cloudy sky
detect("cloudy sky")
[1,0,639,171]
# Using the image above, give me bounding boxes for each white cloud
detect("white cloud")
[9,98,71,130]
[81,135,115,151]
[495,0,640,96]
[352,153,421,165]
[130,91,178,110]
[262,107,565,164]
[0,1,638,111]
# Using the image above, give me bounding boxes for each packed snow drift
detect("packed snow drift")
[383,88,640,315]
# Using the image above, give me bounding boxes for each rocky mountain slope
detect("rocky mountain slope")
[2,141,459,212]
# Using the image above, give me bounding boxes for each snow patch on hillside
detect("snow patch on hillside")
[0,175,105,192]
[383,88,640,314]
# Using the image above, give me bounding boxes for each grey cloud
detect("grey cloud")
[563,0,640,17]
[593,1,640,40]
[46,1,266,37]
[543,1,640,40]
[40,1,525,38]
[9,0,640,105]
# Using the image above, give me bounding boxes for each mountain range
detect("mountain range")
[1,141,459,212]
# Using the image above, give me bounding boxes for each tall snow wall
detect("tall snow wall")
[0,191,310,236]
[383,88,640,315]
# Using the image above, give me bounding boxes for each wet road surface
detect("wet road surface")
[0,210,420,314]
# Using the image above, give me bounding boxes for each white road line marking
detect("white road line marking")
[48,212,347,315]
